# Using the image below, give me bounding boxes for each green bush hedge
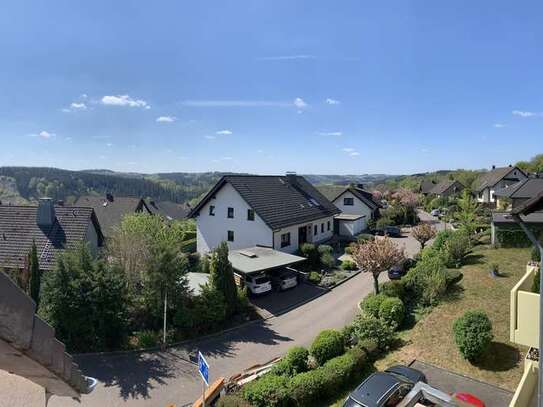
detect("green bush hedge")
[453,310,493,361]
[403,255,447,306]
[242,374,290,407]
[217,394,252,407]
[379,297,405,329]
[308,271,322,284]
[380,280,406,300]
[352,315,395,351]
[299,243,320,266]
[341,260,358,271]
[443,231,470,268]
[318,244,333,255]
[360,293,387,318]
[495,229,534,248]
[271,346,309,377]
[309,329,345,365]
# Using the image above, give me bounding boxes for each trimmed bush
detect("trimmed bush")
[378,297,405,329]
[242,374,290,407]
[341,260,358,271]
[300,243,319,266]
[453,310,493,361]
[360,293,387,318]
[352,315,395,351]
[533,269,540,294]
[380,280,405,300]
[308,271,322,284]
[288,368,327,406]
[309,329,344,365]
[403,255,447,306]
[320,252,336,269]
[318,244,333,255]
[443,231,470,268]
[271,346,309,376]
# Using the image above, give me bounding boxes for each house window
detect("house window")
[314,225,318,235]
[227,207,234,218]
[321,223,324,233]
[227,230,234,242]
[327,221,331,231]
[209,205,215,216]
[281,232,291,248]
[344,197,354,206]
[247,209,255,221]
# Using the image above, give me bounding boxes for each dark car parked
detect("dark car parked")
[387,265,405,280]
[343,365,426,407]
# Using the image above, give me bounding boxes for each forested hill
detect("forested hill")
[0,167,222,205]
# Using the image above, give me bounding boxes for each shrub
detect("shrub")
[533,246,542,262]
[300,243,319,266]
[340,324,356,347]
[443,231,471,268]
[323,348,365,386]
[453,310,493,361]
[272,346,309,377]
[433,230,455,251]
[288,368,327,406]
[352,315,395,351]
[318,244,333,255]
[380,280,405,300]
[356,234,373,243]
[360,293,387,318]
[309,329,344,365]
[357,338,379,357]
[242,374,290,407]
[308,271,322,284]
[216,394,252,407]
[403,255,447,306]
[134,330,159,348]
[379,297,405,329]
[445,269,463,287]
[320,252,336,269]
[376,216,393,229]
[533,269,540,294]
[341,260,358,271]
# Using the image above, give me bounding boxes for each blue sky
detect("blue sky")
[1,1,541,175]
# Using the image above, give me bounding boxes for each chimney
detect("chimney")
[285,171,297,185]
[106,193,114,202]
[492,165,496,170]
[509,164,512,167]
[37,198,56,227]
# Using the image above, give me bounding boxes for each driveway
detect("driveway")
[410,360,513,407]
[43,271,386,407]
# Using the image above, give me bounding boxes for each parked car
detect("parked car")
[385,226,402,237]
[430,209,440,217]
[270,268,298,291]
[343,365,426,407]
[387,265,405,280]
[244,273,272,295]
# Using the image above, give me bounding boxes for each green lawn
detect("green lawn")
[328,245,531,406]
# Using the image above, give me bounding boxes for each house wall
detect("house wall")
[333,191,373,228]
[195,183,273,254]
[273,216,335,254]
[478,168,528,203]
[85,223,100,256]
[338,218,366,237]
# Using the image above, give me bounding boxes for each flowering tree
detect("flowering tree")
[393,188,419,208]
[372,190,383,201]
[351,237,405,294]
[411,223,437,250]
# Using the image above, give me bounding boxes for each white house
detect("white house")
[188,174,340,255]
[331,185,380,237]
[473,165,527,205]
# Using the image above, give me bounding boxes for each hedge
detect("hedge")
[380,280,406,301]
[271,346,309,377]
[217,394,253,407]
[309,329,344,365]
[378,297,405,329]
[360,293,387,318]
[494,228,538,248]
[242,374,290,407]
[352,315,395,351]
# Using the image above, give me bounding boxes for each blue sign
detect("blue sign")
[198,351,209,385]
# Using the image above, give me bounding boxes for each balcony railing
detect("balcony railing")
[510,265,539,349]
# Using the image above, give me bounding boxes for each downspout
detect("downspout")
[512,214,543,407]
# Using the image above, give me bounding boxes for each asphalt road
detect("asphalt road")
[4,210,439,407]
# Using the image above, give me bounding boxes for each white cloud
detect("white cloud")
[156,116,177,123]
[341,147,359,157]
[318,131,342,136]
[294,97,307,110]
[342,147,355,152]
[512,110,541,117]
[493,123,505,128]
[325,98,340,105]
[182,100,292,108]
[349,152,360,157]
[257,55,317,61]
[101,95,150,109]
[216,129,233,135]
[71,102,87,110]
[29,131,55,140]
[204,135,217,140]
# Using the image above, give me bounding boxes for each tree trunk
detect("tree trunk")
[373,273,380,294]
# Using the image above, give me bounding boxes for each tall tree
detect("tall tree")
[351,237,405,294]
[209,242,237,316]
[28,241,41,307]
[455,190,480,239]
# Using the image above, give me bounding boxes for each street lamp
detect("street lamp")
[508,191,543,407]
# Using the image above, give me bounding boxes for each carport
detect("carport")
[228,246,306,276]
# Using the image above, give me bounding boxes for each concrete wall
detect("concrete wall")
[333,191,373,226]
[272,216,335,254]
[195,183,273,254]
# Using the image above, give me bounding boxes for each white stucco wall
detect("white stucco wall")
[273,216,335,254]
[333,191,372,226]
[477,168,528,203]
[195,183,273,254]
[338,217,366,237]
